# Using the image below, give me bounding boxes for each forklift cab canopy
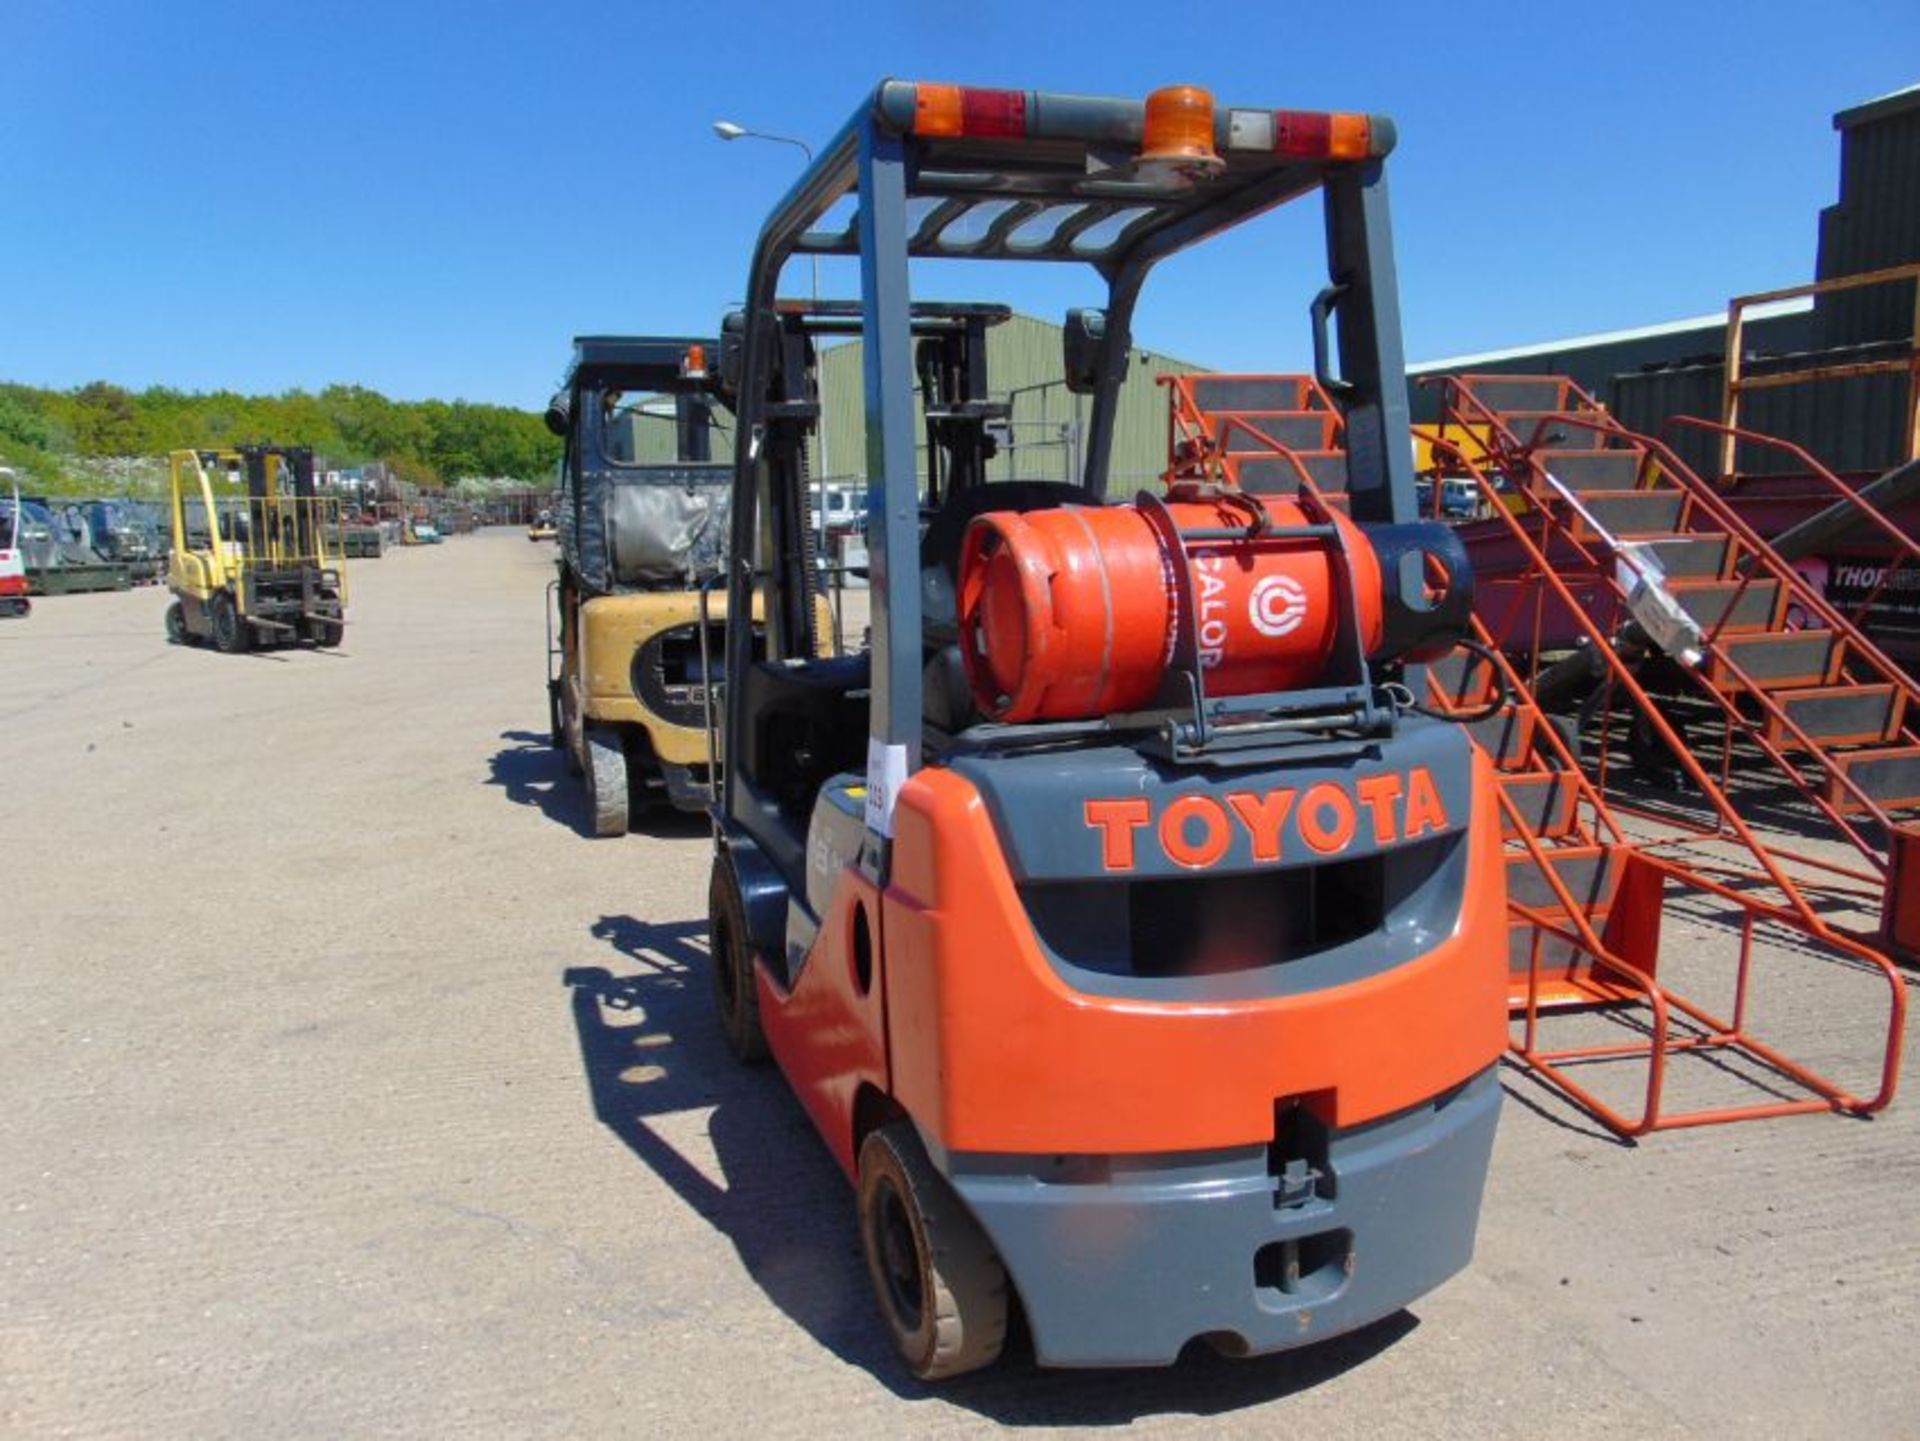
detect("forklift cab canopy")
[724,80,1424,877]
[554,334,733,593]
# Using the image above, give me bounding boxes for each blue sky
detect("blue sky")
[2,1,1915,406]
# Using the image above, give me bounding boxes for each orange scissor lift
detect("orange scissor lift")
[1164,373,1906,1137]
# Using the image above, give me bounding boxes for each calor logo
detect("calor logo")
[1248,573,1309,638]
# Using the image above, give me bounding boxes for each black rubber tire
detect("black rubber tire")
[164,600,189,645]
[547,681,565,749]
[309,592,345,648]
[858,1121,1009,1381]
[584,725,629,837]
[210,592,249,654]
[707,855,769,1064]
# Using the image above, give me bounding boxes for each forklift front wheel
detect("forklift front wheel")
[210,593,249,654]
[164,601,190,646]
[309,592,344,648]
[585,726,629,836]
[706,856,769,1064]
[858,1121,1009,1381]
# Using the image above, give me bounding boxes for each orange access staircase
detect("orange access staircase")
[1163,372,1907,1137]
[1429,375,1920,958]
[1165,374,1352,500]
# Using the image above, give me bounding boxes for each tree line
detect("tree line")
[0,379,560,493]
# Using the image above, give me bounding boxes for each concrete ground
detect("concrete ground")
[2,530,1914,1439]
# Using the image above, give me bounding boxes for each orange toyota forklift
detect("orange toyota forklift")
[707,81,1508,1378]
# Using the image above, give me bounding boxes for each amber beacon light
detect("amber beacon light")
[1138,84,1224,180]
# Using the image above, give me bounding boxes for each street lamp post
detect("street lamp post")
[713,117,834,535]
[712,120,819,305]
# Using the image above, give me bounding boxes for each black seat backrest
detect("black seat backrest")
[741,654,872,822]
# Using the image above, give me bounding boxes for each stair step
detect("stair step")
[1828,744,1920,814]
[1764,683,1903,750]
[1430,648,1498,709]
[1221,413,1340,453]
[1233,451,1348,494]
[1541,450,1645,490]
[1504,845,1622,976]
[1502,412,1610,450]
[1705,628,1837,692]
[1669,577,1782,633]
[1632,533,1730,579]
[1499,771,1580,840]
[1567,489,1686,538]
[1465,377,1570,413]
[1470,705,1539,769]
[1189,376,1311,413]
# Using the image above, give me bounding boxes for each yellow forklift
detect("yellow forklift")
[165,445,347,652]
[544,337,736,834]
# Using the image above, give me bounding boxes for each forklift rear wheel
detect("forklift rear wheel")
[211,593,249,654]
[858,1121,1009,1381]
[707,856,769,1063]
[585,726,629,836]
[165,601,190,645]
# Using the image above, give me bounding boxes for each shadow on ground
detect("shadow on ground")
[487,729,711,840]
[564,914,1414,1424]
[489,729,592,836]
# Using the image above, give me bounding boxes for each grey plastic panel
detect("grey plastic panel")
[948,714,1475,884]
[943,1066,1500,1368]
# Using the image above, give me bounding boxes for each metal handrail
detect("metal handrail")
[1723,262,1920,475]
[1432,435,1905,1133]
[1667,413,1920,551]
[1426,436,1853,934]
[1439,388,1918,835]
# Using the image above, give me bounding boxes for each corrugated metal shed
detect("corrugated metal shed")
[1404,306,1813,424]
[811,312,1205,490]
[1410,83,1918,474]
[605,403,683,465]
[1613,344,1912,476]
[1815,83,1920,348]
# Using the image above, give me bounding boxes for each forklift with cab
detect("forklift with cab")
[544,336,735,834]
[706,81,1510,1379]
[165,445,346,652]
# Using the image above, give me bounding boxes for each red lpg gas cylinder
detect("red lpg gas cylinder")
[957,494,1385,723]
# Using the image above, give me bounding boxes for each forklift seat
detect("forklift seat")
[741,653,872,821]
